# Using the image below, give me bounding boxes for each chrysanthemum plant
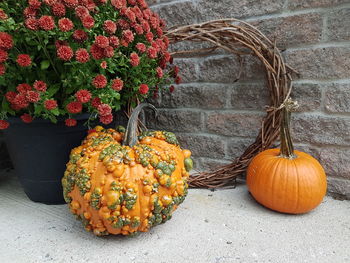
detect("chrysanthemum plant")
[0,0,180,129]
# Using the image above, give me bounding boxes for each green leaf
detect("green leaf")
[46,85,60,97]
[48,115,57,124]
[1,98,15,115]
[51,108,60,116]
[41,60,50,70]
[34,104,44,115]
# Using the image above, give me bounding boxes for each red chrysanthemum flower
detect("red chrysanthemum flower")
[58,18,74,32]
[147,46,157,59]
[75,48,90,63]
[175,76,182,84]
[120,39,129,47]
[44,0,58,5]
[90,44,105,60]
[104,46,114,58]
[0,9,8,20]
[52,3,66,17]
[122,30,134,43]
[141,20,150,33]
[16,54,32,67]
[117,19,130,30]
[75,89,92,103]
[95,35,109,48]
[13,94,29,109]
[65,118,77,127]
[63,0,79,8]
[20,113,33,124]
[156,67,163,78]
[33,80,47,92]
[103,20,117,35]
[142,8,152,20]
[151,41,160,52]
[150,16,160,30]
[44,99,58,110]
[25,18,38,30]
[91,97,102,108]
[100,61,107,69]
[57,45,74,61]
[109,36,119,48]
[139,84,149,95]
[125,8,136,22]
[136,43,146,53]
[38,16,56,31]
[111,78,123,91]
[16,83,32,93]
[92,74,107,88]
[85,2,97,11]
[130,52,140,67]
[23,7,37,18]
[72,29,88,42]
[132,6,142,18]
[75,6,89,18]
[29,0,42,9]
[173,65,179,76]
[156,38,166,52]
[134,24,144,35]
[99,114,113,125]
[26,90,40,103]
[0,32,13,50]
[169,85,175,93]
[157,27,163,37]
[0,49,8,63]
[164,51,172,62]
[0,120,9,130]
[145,31,153,42]
[5,91,17,103]
[111,0,127,9]
[66,101,83,114]
[82,15,95,29]
[97,103,112,116]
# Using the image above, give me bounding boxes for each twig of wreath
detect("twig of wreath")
[165,18,297,189]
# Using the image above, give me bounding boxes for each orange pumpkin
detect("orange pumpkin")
[62,104,193,236]
[247,99,327,214]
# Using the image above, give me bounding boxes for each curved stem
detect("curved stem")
[122,103,157,147]
[279,100,297,159]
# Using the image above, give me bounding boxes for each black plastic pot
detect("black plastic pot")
[3,113,128,205]
[3,115,88,204]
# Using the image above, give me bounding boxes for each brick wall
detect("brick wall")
[146,0,350,198]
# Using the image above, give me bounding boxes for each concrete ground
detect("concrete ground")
[0,170,349,263]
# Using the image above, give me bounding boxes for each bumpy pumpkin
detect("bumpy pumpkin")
[62,104,193,236]
[247,99,327,214]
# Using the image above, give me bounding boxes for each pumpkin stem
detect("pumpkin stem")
[122,103,157,147]
[279,99,298,159]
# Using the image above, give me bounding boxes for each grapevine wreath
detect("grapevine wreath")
[166,19,297,189]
